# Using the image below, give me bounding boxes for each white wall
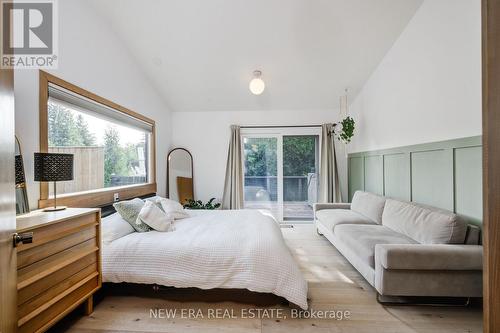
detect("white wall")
[171,110,348,203]
[15,0,172,209]
[348,0,481,153]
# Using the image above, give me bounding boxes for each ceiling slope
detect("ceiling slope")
[89,0,422,112]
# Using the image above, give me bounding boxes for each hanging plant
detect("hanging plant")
[334,116,355,144]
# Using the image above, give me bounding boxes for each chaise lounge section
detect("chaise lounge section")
[314,191,483,300]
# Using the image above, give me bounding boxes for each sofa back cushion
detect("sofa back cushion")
[382,199,467,244]
[351,191,386,224]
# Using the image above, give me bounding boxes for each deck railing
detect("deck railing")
[244,175,315,202]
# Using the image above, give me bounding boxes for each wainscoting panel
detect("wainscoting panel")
[364,155,383,195]
[383,153,410,201]
[348,156,364,200]
[455,146,482,225]
[411,149,454,211]
[348,136,482,226]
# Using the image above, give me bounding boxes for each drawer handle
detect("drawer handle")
[13,232,33,247]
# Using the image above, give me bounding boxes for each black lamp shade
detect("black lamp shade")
[34,153,74,182]
[15,155,26,185]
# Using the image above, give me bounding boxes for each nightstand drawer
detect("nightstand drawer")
[18,252,97,305]
[17,224,97,269]
[17,238,98,289]
[18,275,99,333]
[16,211,98,252]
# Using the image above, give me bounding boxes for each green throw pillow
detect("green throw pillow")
[113,198,150,232]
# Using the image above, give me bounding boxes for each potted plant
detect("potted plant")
[183,198,221,210]
[334,116,355,144]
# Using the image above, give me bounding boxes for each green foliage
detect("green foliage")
[103,127,127,186]
[244,136,317,177]
[337,116,355,143]
[75,114,96,146]
[48,102,146,188]
[183,198,221,210]
[244,138,277,176]
[283,136,316,176]
[103,128,145,187]
[48,102,95,146]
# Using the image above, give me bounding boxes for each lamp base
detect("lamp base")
[43,206,67,212]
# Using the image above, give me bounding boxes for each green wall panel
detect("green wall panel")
[411,149,454,211]
[455,146,482,226]
[348,156,364,201]
[364,155,383,195]
[383,153,410,201]
[348,136,482,225]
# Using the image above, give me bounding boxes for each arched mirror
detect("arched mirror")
[15,136,30,215]
[167,148,194,205]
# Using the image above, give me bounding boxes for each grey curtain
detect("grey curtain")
[319,123,342,203]
[222,125,244,209]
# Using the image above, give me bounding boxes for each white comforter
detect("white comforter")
[102,209,308,309]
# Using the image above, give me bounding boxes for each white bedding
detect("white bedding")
[102,209,308,309]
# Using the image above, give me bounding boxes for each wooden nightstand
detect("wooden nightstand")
[15,208,102,333]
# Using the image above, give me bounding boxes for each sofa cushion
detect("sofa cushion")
[316,209,376,232]
[335,224,417,268]
[350,191,386,224]
[375,244,483,270]
[382,199,467,244]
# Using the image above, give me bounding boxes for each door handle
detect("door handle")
[13,232,33,247]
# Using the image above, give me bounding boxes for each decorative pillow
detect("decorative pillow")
[101,212,135,244]
[113,198,151,232]
[138,201,174,232]
[145,196,165,212]
[158,198,189,220]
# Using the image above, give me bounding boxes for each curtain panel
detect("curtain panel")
[222,125,244,209]
[319,123,342,203]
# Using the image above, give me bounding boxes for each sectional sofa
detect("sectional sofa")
[314,191,483,300]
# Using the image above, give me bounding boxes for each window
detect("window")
[241,127,321,222]
[39,71,156,208]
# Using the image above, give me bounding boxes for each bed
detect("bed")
[101,208,309,310]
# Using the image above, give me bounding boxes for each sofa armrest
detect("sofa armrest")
[375,244,483,271]
[313,203,351,212]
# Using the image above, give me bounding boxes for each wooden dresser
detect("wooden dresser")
[16,208,101,333]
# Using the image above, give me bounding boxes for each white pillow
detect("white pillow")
[138,201,174,232]
[157,198,190,220]
[101,212,135,244]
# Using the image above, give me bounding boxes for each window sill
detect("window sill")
[38,183,157,209]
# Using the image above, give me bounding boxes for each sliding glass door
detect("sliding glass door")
[242,135,282,220]
[283,135,320,221]
[242,127,321,222]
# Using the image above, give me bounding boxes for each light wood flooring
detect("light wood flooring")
[52,224,482,333]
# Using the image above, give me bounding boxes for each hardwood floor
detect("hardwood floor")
[52,224,482,333]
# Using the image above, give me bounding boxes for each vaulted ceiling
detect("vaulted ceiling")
[89,0,423,112]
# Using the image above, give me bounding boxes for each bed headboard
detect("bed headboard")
[99,193,157,218]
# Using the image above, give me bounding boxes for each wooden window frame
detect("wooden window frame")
[38,71,157,209]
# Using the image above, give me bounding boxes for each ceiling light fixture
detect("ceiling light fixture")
[249,70,265,95]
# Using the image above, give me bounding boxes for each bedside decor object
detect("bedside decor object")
[15,136,30,215]
[34,152,74,212]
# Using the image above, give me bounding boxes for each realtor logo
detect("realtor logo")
[1,0,58,68]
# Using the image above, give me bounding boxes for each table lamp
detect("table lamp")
[34,152,74,212]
